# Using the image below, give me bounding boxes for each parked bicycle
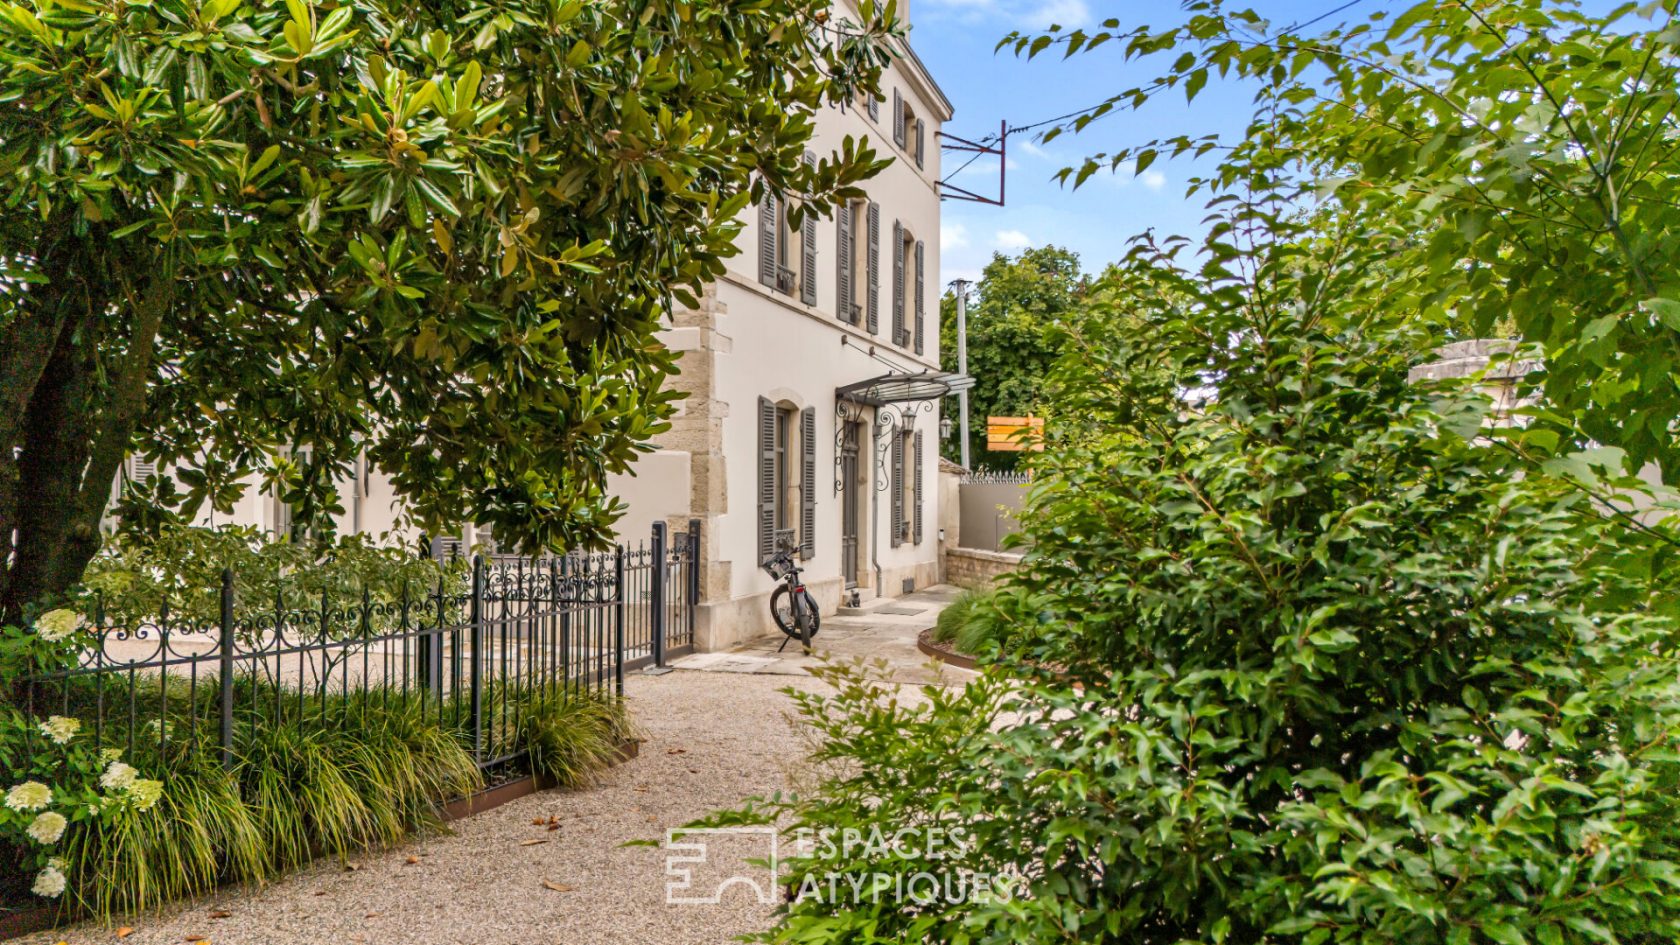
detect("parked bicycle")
[763,540,819,652]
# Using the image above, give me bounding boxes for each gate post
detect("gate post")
[650,522,667,670]
[613,546,626,697]
[468,555,485,764]
[219,569,236,770]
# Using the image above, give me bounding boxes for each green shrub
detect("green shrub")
[931,590,977,644]
[700,218,1680,942]
[932,589,1017,657]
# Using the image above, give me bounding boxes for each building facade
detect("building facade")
[610,18,956,650]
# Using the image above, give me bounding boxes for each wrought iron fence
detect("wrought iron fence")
[22,521,699,775]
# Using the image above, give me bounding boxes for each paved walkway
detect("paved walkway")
[20,589,971,945]
[670,584,974,686]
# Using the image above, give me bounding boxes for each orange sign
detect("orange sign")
[986,416,1044,452]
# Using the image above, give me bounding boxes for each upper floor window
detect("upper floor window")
[757,154,820,306]
[836,199,867,327]
[892,89,925,169]
[891,219,926,355]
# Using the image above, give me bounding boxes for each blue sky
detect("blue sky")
[911,0,1383,286]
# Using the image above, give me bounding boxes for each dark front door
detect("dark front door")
[840,421,862,587]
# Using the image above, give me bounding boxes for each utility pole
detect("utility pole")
[951,278,972,469]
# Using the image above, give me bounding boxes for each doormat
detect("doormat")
[874,605,926,616]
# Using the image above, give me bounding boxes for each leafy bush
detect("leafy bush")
[78,525,461,629]
[702,215,1680,942]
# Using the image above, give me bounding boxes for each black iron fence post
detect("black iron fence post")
[614,547,626,697]
[650,522,667,668]
[218,568,235,770]
[469,555,485,764]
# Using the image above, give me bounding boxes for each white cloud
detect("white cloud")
[1016,0,1089,30]
[994,229,1033,251]
[943,221,971,250]
[1101,159,1167,191]
[919,0,1088,30]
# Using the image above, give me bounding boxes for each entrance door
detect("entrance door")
[840,421,862,587]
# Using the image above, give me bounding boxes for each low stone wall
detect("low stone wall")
[945,547,1023,589]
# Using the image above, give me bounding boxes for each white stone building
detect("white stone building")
[608,14,958,649]
[120,7,957,653]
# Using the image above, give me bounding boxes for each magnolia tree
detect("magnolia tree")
[0,0,896,621]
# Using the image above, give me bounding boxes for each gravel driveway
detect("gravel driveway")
[22,670,830,945]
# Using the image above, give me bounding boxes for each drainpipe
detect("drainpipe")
[871,411,883,596]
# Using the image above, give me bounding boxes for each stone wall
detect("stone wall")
[944,547,1023,590]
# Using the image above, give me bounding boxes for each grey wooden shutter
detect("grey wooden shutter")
[758,192,778,288]
[889,430,904,548]
[891,220,905,345]
[800,407,816,558]
[892,89,905,148]
[913,240,925,354]
[912,431,924,544]
[758,397,777,564]
[801,153,818,305]
[869,93,879,121]
[915,119,925,169]
[866,203,880,334]
[836,204,854,324]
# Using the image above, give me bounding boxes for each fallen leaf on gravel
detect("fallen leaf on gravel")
[365,912,381,919]
[688,769,699,774]
[541,881,577,893]
[520,839,550,846]
[116,930,135,939]
[343,862,361,872]
[405,856,421,865]
[531,817,548,825]
[666,748,687,754]
[314,890,329,897]
[184,935,210,943]
[546,822,561,832]
[209,910,232,919]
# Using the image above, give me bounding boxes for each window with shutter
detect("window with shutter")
[866,203,880,334]
[758,397,777,565]
[912,431,924,544]
[869,93,880,121]
[914,240,925,355]
[800,407,816,558]
[758,192,778,288]
[915,119,925,169]
[836,204,854,324]
[889,429,904,548]
[892,89,905,148]
[801,154,818,305]
[891,220,905,345]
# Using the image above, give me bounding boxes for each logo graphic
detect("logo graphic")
[664,827,781,905]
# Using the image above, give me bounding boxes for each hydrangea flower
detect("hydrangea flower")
[34,608,82,642]
[31,864,66,898]
[99,761,137,792]
[4,781,52,812]
[26,811,66,845]
[38,716,80,745]
[127,779,163,812]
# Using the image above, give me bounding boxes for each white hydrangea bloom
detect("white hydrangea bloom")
[99,747,123,763]
[34,608,82,642]
[31,865,66,898]
[127,779,163,812]
[26,811,66,845]
[38,716,80,745]
[47,857,66,872]
[99,761,137,792]
[4,781,52,812]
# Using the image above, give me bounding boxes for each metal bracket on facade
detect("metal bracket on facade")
[834,399,866,496]
[870,401,928,492]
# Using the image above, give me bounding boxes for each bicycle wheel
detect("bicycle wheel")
[771,586,821,642]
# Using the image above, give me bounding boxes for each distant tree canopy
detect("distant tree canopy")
[1003,0,1680,490]
[938,245,1085,470]
[0,0,897,619]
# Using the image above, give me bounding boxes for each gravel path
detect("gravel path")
[23,670,830,945]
